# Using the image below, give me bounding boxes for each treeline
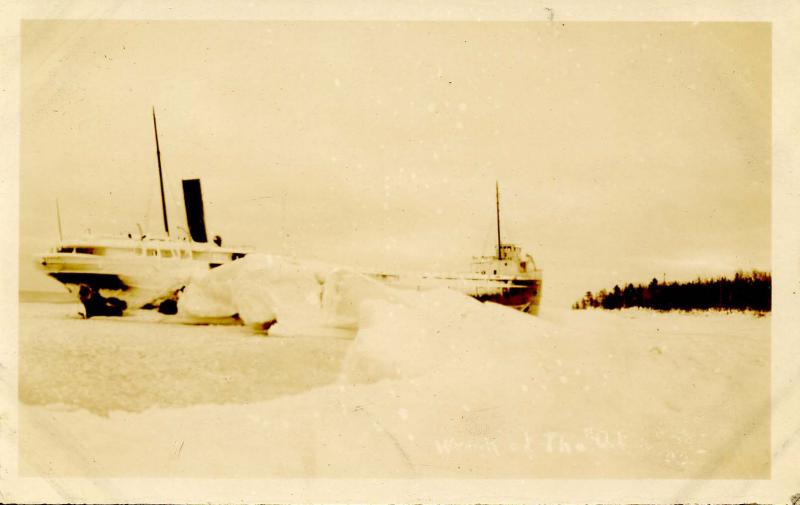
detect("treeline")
[572,270,771,312]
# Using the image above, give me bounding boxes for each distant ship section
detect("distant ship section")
[367,242,542,315]
[467,243,542,314]
[368,184,543,315]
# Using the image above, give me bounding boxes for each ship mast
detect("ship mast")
[496,181,502,260]
[55,198,63,242]
[152,107,169,236]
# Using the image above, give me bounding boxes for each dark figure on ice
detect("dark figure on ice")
[78,285,127,318]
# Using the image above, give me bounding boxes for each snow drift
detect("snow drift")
[177,253,557,382]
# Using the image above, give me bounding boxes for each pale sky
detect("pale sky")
[20,21,771,307]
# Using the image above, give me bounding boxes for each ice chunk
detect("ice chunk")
[320,269,410,328]
[179,253,330,328]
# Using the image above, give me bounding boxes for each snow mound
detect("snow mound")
[178,254,329,328]
[178,254,416,333]
[341,287,555,383]
[319,268,410,328]
[178,254,555,382]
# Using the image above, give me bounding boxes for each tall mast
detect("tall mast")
[495,181,502,260]
[55,198,63,242]
[152,107,169,236]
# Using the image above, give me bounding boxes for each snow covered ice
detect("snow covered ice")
[19,256,770,478]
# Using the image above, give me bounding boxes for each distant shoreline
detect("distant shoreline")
[574,306,770,317]
[572,270,771,313]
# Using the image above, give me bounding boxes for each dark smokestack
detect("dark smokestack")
[182,179,208,243]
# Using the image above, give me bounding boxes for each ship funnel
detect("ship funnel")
[182,178,208,243]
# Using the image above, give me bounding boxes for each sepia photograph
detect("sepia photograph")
[3,3,799,503]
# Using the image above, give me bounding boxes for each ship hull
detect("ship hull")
[472,278,542,315]
[39,254,207,311]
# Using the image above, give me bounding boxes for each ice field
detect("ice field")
[18,257,770,478]
[18,312,769,478]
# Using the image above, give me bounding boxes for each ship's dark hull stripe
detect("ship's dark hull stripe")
[49,273,130,291]
[472,283,541,312]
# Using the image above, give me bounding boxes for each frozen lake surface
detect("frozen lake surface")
[18,299,769,479]
[20,302,350,414]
